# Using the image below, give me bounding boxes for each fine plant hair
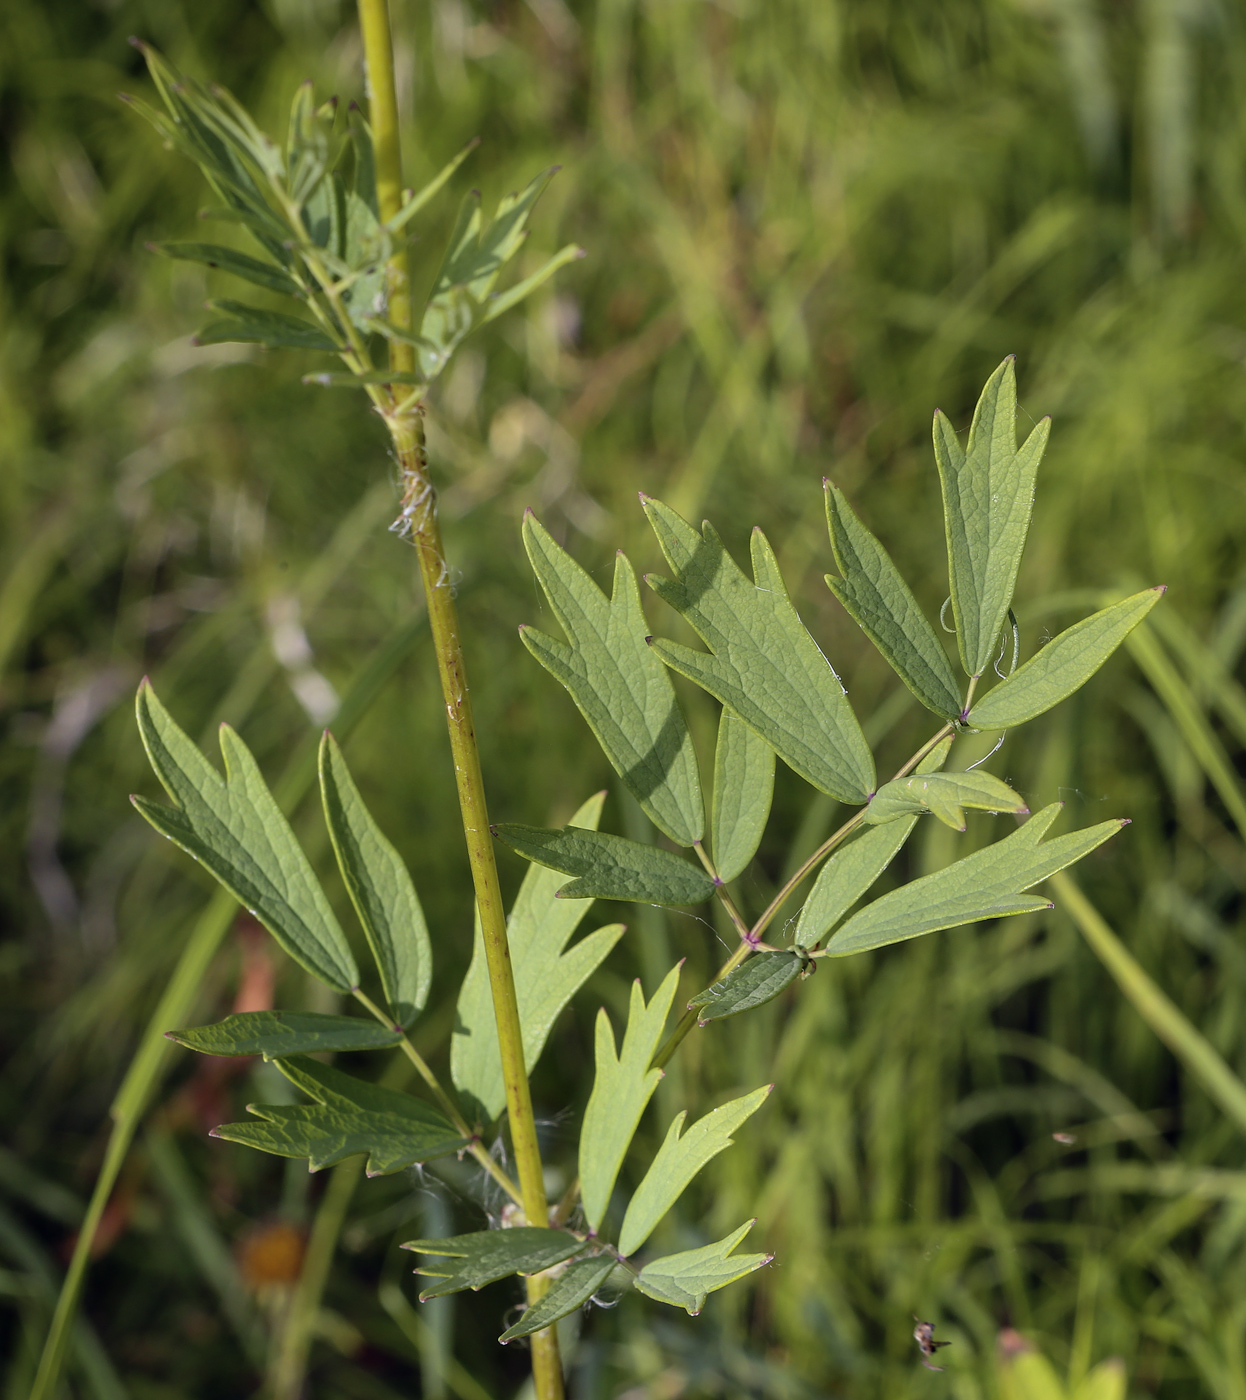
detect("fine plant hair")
[31,16,1168,1400]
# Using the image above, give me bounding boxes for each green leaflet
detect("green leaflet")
[131,682,358,992]
[825,804,1126,957]
[402,1229,587,1301]
[386,138,480,233]
[865,770,1029,832]
[643,497,875,803]
[710,712,774,881]
[493,823,715,905]
[617,1084,772,1257]
[635,1220,772,1316]
[498,1255,619,1342]
[580,966,682,1234]
[167,1011,401,1060]
[793,820,919,950]
[212,1055,465,1175]
[520,514,704,845]
[149,242,300,295]
[319,733,431,1027]
[967,588,1166,731]
[824,483,962,720]
[933,358,1051,677]
[687,952,808,1025]
[418,171,580,381]
[453,794,626,1122]
[196,300,340,351]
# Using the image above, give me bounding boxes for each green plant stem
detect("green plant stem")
[1052,870,1246,1135]
[355,5,561,1392]
[352,988,523,1207]
[270,1156,364,1400]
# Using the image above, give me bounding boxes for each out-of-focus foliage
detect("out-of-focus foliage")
[3,0,1246,1396]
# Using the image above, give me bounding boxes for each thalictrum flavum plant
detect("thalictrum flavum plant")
[32,10,1164,1400]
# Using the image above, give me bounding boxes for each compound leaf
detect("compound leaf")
[865,770,1029,832]
[826,804,1126,957]
[168,1011,401,1060]
[635,1220,772,1315]
[520,514,704,845]
[618,1085,771,1257]
[453,794,625,1122]
[824,483,962,720]
[580,966,682,1234]
[132,681,358,992]
[319,733,431,1026]
[933,358,1051,677]
[493,824,714,906]
[499,1255,619,1341]
[196,300,339,351]
[212,1055,465,1174]
[710,712,774,882]
[688,952,808,1025]
[643,497,874,803]
[968,588,1165,731]
[403,1229,587,1301]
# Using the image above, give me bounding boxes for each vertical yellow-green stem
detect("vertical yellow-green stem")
[356,3,561,1394]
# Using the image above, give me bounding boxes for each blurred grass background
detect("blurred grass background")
[3,0,1246,1396]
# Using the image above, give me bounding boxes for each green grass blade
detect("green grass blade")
[634,1220,771,1315]
[824,482,962,719]
[933,357,1051,677]
[969,588,1165,730]
[617,1084,771,1256]
[453,793,624,1121]
[498,1255,618,1341]
[132,681,358,992]
[580,966,681,1233]
[319,732,432,1024]
[1053,872,1246,1135]
[167,1010,403,1059]
[493,823,715,904]
[710,711,774,881]
[643,496,875,802]
[521,513,704,844]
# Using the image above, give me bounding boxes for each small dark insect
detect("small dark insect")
[913,1318,951,1371]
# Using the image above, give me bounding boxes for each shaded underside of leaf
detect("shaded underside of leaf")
[212,1055,465,1174]
[933,357,1051,677]
[319,732,431,1025]
[618,1084,772,1257]
[824,483,962,719]
[634,1220,772,1315]
[642,496,875,802]
[688,951,807,1024]
[580,967,682,1234]
[499,1254,620,1341]
[825,804,1125,957]
[402,1228,587,1300]
[131,681,357,992]
[167,1010,401,1060]
[520,514,704,845]
[967,587,1165,731]
[493,823,715,905]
